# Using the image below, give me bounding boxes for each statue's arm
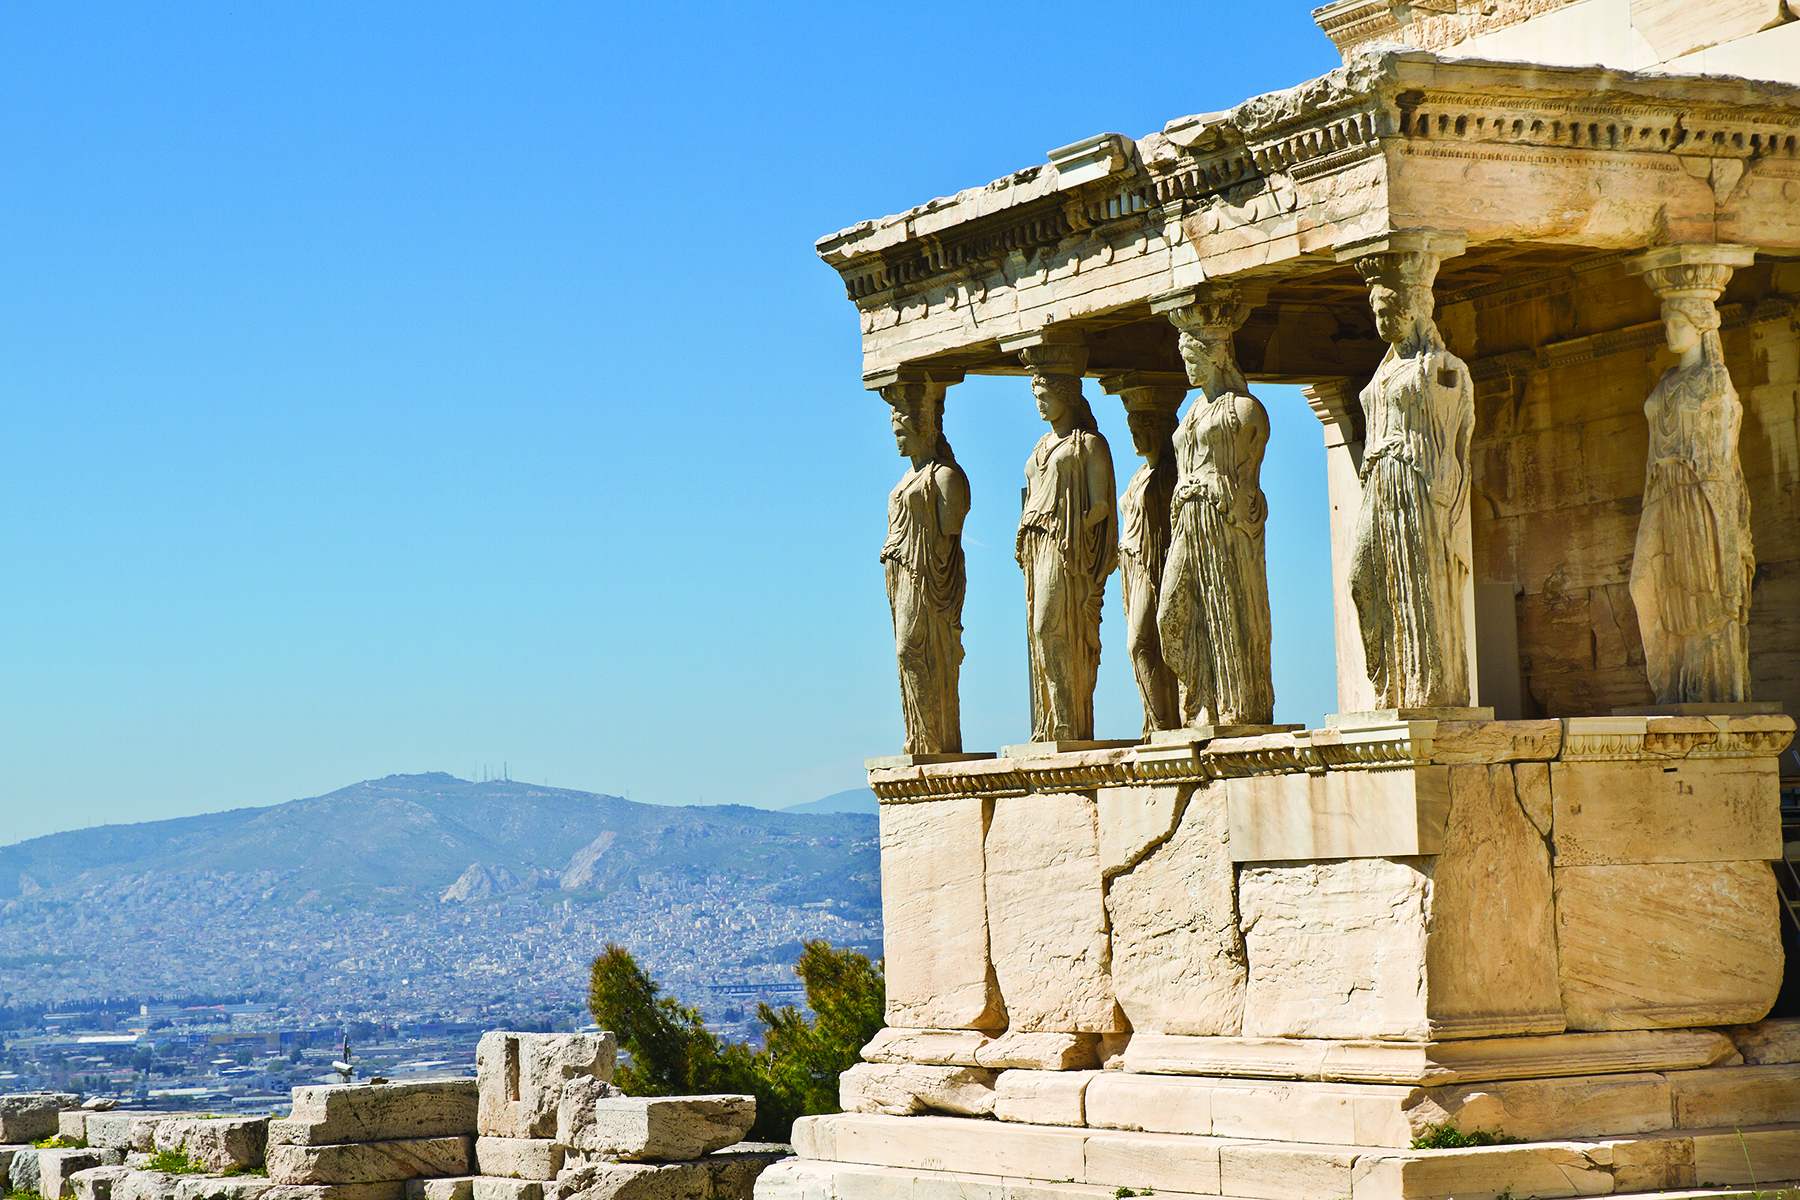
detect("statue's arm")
[1234,395,1271,528]
[936,463,970,538]
[1082,438,1115,530]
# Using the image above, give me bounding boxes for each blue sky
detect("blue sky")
[0,2,1345,842]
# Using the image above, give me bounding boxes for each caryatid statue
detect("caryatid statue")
[1346,235,1476,709]
[1105,376,1184,735]
[879,380,972,754]
[1628,244,1758,705]
[1015,342,1117,743]
[1158,293,1275,728]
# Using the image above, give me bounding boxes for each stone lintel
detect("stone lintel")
[1334,229,1469,265]
[1632,242,1759,277]
[866,753,997,770]
[1046,133,1135,191]
[1097,371,1189,398]
[861,365,966,391]
[1001,739,1139,759]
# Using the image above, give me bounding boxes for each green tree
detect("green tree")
[757,941,885,1126]
[586,940,885,1143]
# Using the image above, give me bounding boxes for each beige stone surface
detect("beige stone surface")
[470,1140,559,1182]
[41,1150,113,1200]
[971,1033,1097,1071]
[790,1113,1087,1182]
[1692,1126,1800,1188]
[70,1165,133,1200]
[1413,1073,1672,1142]
[859,1028,990,1067]
[403,1180,473,1200]
[1422,762,1562,1040]
[1555,861,1781,1030]
[1671,1063,1800,1128]
[1550,759,1780,866]
[470,1181,541,1200]
[701,1151,788,1200]
[1219,1141,1358,1200]
[991,1071,1097,1127]
[61,1112,89,1142]
[1350,1143,1614,1200]
[1429,721,1563,764]
[1225,765,1449,862]
[878,796,1004,1030]
[1516,761,1553,836]
[1118,1027,1737,1084]
[156,1119,268,1174]
[1603,1135,1696,1193]
[1083,1072,1215,1139]
[1106,788,1244,1036]
[837,1063,996,1118]
[0,1093,78,1143]
[255,1185,406,1200]
[553,1162,711,1200]
[476,1033,615,1141]
[276,1082,480,1146]
[1725,1017,1800,1065]
[553,1077,622,1153]
[1095,784,1185,877]
[583,1096,754,1162]
[269,1139,472,1186]
[1080,1132,1219,1194]
[984,791,1121,1033]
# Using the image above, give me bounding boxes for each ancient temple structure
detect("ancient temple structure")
[762,4,1800,1200]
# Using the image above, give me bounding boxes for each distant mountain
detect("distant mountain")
[0,773,879,914]
[783,788,878,815]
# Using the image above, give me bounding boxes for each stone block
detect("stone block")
[268,1138,472,1185]
[582,1096,754,1162]
[1082,1074,1213,1139]
[61,1112,91,1141]
[403,1181,473,1200]
[258,1187,405,1200]
[551,1162,710,1200]
[1095,784,1185,876]
[972,1033,1097,1071]
[276,1082,480,1146]
[1219,1141,1358,1200]
[12,1146,42,1196]
[70,1164,133,1200]
[1,1093,80,1143]
[552,1077,621,1156]
[1605,1135,1696,1192]
[1117,1027,1736,1084]
[1671,1063,1800,1128]
[1412,1072,1672,1141]
[476,1033,615,1141]
[879,797,1004,1031]
[790,1114,1086,1181]
[471,1138,560,1182]
[1692,1126,1800,1188]
[991,1071,1096,1126]
[1350,1143,1614,1200]
[42,1150,112,1200]
[1240,764,1561,1041]
[984,791,1121,1033]
[837,1063,996,1118]
[161,1118,268,1173]
[1226,766,1449,861]
[87,1115,138,1151]
[1726,1017,1800,1064]
[858,1029,990,1067]
[1549,758,1781,865]
[112,1170,176,1200]
[172,1179,277,1200]
[699,1150,786,1200]
[1080,1131,1220,1194]
[1105,790,1245,1036]
[1555,861,1781,1029]
[471,1182,542,1200]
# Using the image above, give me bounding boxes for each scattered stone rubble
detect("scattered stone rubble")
[0,1032,785,1200]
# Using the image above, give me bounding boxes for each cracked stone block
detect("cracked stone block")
[838,1064,996,1118]
[471,1139,561,1181]
[267,1138,472,1185]
[476,1034,616,1141]
[0,1094,80,1143]
[273,1082,480,1147]
[155,1119,268,1173]
[582,1097,754,1162]
[71,1164,133,1200]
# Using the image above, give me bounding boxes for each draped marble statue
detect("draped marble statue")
[1629,247,1757,705]
[1348,242,1476,709]
[1113,382,1183,735]
[1015,346,1117,742]
[880,381,972,754]
[1158,296,1275,728]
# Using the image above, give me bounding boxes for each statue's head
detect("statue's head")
[1660,296,1719,356]
[1125,407,1178,460]
[1177,328,1235,384]
[882,383,945,459]
[1357,251,1440,345]
[1031,373,1097,431]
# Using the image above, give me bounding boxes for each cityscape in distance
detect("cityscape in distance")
[0,774,881,1111]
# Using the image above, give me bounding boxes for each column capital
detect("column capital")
[1334,229,1468,267]
[1303,378,1364,450]
[1000,327,1088,376]
[1099,370,1190,397]
[863,364,966,391]
[1632,243,1757,301]
[1153,283,1262,333]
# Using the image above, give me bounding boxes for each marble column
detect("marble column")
[1303,378,1375,715]
[876,371,972,756]
[1100,372,1186,736]
[1337,231,1477,711]
[1628,243,1759,706]
[1003,334,1117,743]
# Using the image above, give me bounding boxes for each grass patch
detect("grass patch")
[147,1149,209,1175]
[31,1137,86,1150]
[1409,1122,1524,1150]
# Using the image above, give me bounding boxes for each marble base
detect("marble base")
[865,752,998,770]
[1146,724,1304,744]
[1001,740,1140,758]
[1327,707,1495,729]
